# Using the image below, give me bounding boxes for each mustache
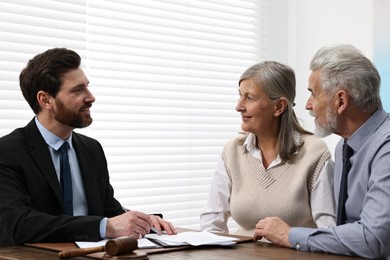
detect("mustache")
[309,110,317,117]
[81,103,92,110]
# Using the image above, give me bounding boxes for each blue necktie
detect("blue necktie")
[59,142,73,216]
[336,141,353,225]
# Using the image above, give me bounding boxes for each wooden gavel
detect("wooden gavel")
[58,236,138,258]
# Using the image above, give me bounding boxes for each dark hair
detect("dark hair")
[19,48,81,114]
[239,61,312,162]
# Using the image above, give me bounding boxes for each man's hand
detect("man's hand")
[149,214,177,235]
[253,217,292,248]
[106,211,153,238]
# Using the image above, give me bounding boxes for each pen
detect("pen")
[150,226,160,234]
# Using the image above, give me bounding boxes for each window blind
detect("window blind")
[0,0,265,230]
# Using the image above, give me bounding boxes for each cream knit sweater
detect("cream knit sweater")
[223,133,331,236]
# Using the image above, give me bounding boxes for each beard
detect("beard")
[54,98,93,128]
[310,106,337,138]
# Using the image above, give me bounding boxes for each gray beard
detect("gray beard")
[314,125,333,138]
[310,109,337,138]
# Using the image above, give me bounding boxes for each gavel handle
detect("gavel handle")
[58,245,105,258]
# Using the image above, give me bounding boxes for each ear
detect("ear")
[274,97,288,117]
[36,91,53,110]
[334,90,349,114]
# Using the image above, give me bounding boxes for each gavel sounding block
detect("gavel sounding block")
[102,250,148,259]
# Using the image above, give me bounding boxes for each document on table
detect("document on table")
[76,231,238,249]
[76,237,161,249]
[145,231,238,246]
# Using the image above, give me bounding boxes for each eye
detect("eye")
[72,85,85,93]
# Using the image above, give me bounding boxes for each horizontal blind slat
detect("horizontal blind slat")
[0,0,264,231]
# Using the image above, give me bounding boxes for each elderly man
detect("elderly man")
[254,44,390,259]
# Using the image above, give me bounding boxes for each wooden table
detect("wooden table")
[0,241,363,260]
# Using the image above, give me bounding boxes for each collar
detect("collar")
[242,132,300,167]
[347,109,388,152]
[35,117,73,151]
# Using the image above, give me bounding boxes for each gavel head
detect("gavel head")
[105,236,138,256]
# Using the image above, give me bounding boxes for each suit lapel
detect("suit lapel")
[24,119,63,203]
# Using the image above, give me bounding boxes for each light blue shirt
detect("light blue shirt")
[35,117,88,216]
[289,109,390,259]
[35,118,107,238]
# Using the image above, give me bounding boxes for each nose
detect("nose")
[236,98,244,112]
[85,88,96,103]
[305,97,312,111]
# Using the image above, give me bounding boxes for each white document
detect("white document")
[145,231,238,246]
[76,240,107,248]
[137,237,162,248]
[76,231,238,249]
[76,237,161,249]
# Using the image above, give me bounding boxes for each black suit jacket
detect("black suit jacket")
[0,119,124,246]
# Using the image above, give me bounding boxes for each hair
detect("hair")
[19,48,81,114]
[310,44,382,113]
[239,61,312,162]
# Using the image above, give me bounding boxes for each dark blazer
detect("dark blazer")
[0,118,124,246]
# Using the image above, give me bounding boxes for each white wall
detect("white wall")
[267,0,374,156]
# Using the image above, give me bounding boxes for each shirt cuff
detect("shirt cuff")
[100,217,108,239]
[289,227,314,251]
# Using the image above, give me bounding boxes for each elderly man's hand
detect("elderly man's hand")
[253,217,292,248]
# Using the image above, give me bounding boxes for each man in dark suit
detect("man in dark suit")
[0,48,176,246]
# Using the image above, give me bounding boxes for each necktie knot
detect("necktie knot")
[59,141,70,154]
[342,142,354,160]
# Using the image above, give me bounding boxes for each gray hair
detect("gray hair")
[239,61,311,162]
[310,44,382,112]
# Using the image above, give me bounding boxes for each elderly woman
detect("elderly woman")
[200,61,336,236]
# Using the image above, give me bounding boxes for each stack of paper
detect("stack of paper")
[76,238,162,249]
[145,231,238,246]
[76,231,238,249]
